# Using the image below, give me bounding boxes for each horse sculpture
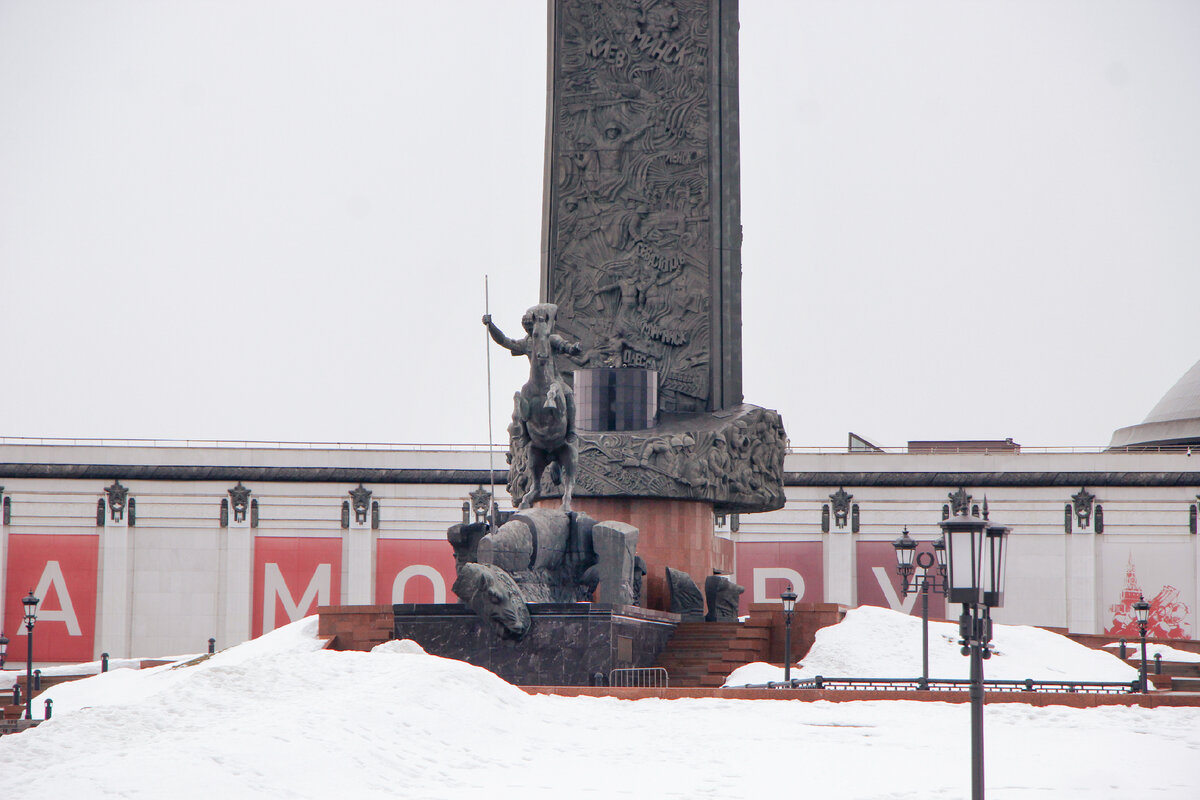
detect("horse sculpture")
[484,303,582,511]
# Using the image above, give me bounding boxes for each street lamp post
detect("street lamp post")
[892,527,947,687]
[940,509,1010,800]
[1133,595,1151,694]
[781,585,797,683]
[21,590,39,721]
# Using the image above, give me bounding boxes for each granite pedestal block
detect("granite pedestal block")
[393,603,678,686]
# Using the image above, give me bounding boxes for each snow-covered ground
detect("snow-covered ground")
[0,613,1197,799]
[727,605,1146,687]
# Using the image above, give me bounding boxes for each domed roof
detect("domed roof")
[1109,358,1200,449]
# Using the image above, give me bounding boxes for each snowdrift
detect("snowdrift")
[726,605,1143,687]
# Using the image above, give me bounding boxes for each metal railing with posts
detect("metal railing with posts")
[608,667,669,688]
[0,435,1194,456]
[730,676,1140,694]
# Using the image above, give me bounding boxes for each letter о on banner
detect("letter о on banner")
[376,539,459,605]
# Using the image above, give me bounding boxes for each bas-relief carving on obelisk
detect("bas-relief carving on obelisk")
[541,0,740,413]
[506,0,785,515]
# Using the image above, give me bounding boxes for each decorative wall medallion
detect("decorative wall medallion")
[1071,487,1095,529]
[228,482,252,523]
[948,488,972,516]
[469,486,492,523]
[105,481,129,523]
[829,488,853,529]
[349,485,372,525]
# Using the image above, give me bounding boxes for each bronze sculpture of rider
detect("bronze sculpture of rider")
[483,304,584,511]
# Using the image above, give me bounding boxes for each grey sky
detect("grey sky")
[1,1,1197,448]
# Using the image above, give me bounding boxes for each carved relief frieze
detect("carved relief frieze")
[506,403,786,513]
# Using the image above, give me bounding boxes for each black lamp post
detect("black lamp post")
[21,590,39,721]
[781,584,797,683]
[0,631,8,670]
[1133,594,1151,694]
[940,509,1009,800]
[892,527,947,687]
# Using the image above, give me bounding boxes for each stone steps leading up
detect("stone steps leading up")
[654,618,773,687]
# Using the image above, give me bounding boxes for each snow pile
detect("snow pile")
[726,605,1142,687]
[0,615,1197,798]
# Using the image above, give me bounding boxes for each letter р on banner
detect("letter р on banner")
[4,534,99,662]
[252,537,342,637]
[734,541,824,615]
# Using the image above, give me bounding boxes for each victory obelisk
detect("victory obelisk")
[505,0,785,610]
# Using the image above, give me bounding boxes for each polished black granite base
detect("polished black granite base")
[392,603,679,686]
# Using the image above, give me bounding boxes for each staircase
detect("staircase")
[655,619,772,688]
[1062,632,1200,693]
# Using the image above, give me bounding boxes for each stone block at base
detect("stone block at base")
[393,603,679,686]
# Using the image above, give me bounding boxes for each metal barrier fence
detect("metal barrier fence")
[608,668,669,688]
[732,676,1139,694]
[0,435,1194,456]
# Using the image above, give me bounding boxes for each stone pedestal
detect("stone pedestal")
[393,603,678,686]
[542,496,715,612]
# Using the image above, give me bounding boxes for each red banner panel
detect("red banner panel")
[734,541,824,614]
[4,534,99,662]
[856,541,948,619]
[1105,557,1192,639]
[375,539,459,605]
[253,538,342,637]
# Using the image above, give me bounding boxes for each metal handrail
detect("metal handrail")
[0,436,506,452]
[732,676,1139,694]
[0,435,1190,455]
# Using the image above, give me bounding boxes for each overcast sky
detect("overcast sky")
[1,1,1197,448]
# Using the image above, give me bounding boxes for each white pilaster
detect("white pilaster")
[220,515,254,649]
[1194,516,1200,637]
[97,500,131,658]
[1065,531,1099,634]
[0,491,8,628]
[824,530,855,606]
[343,514,376,606]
